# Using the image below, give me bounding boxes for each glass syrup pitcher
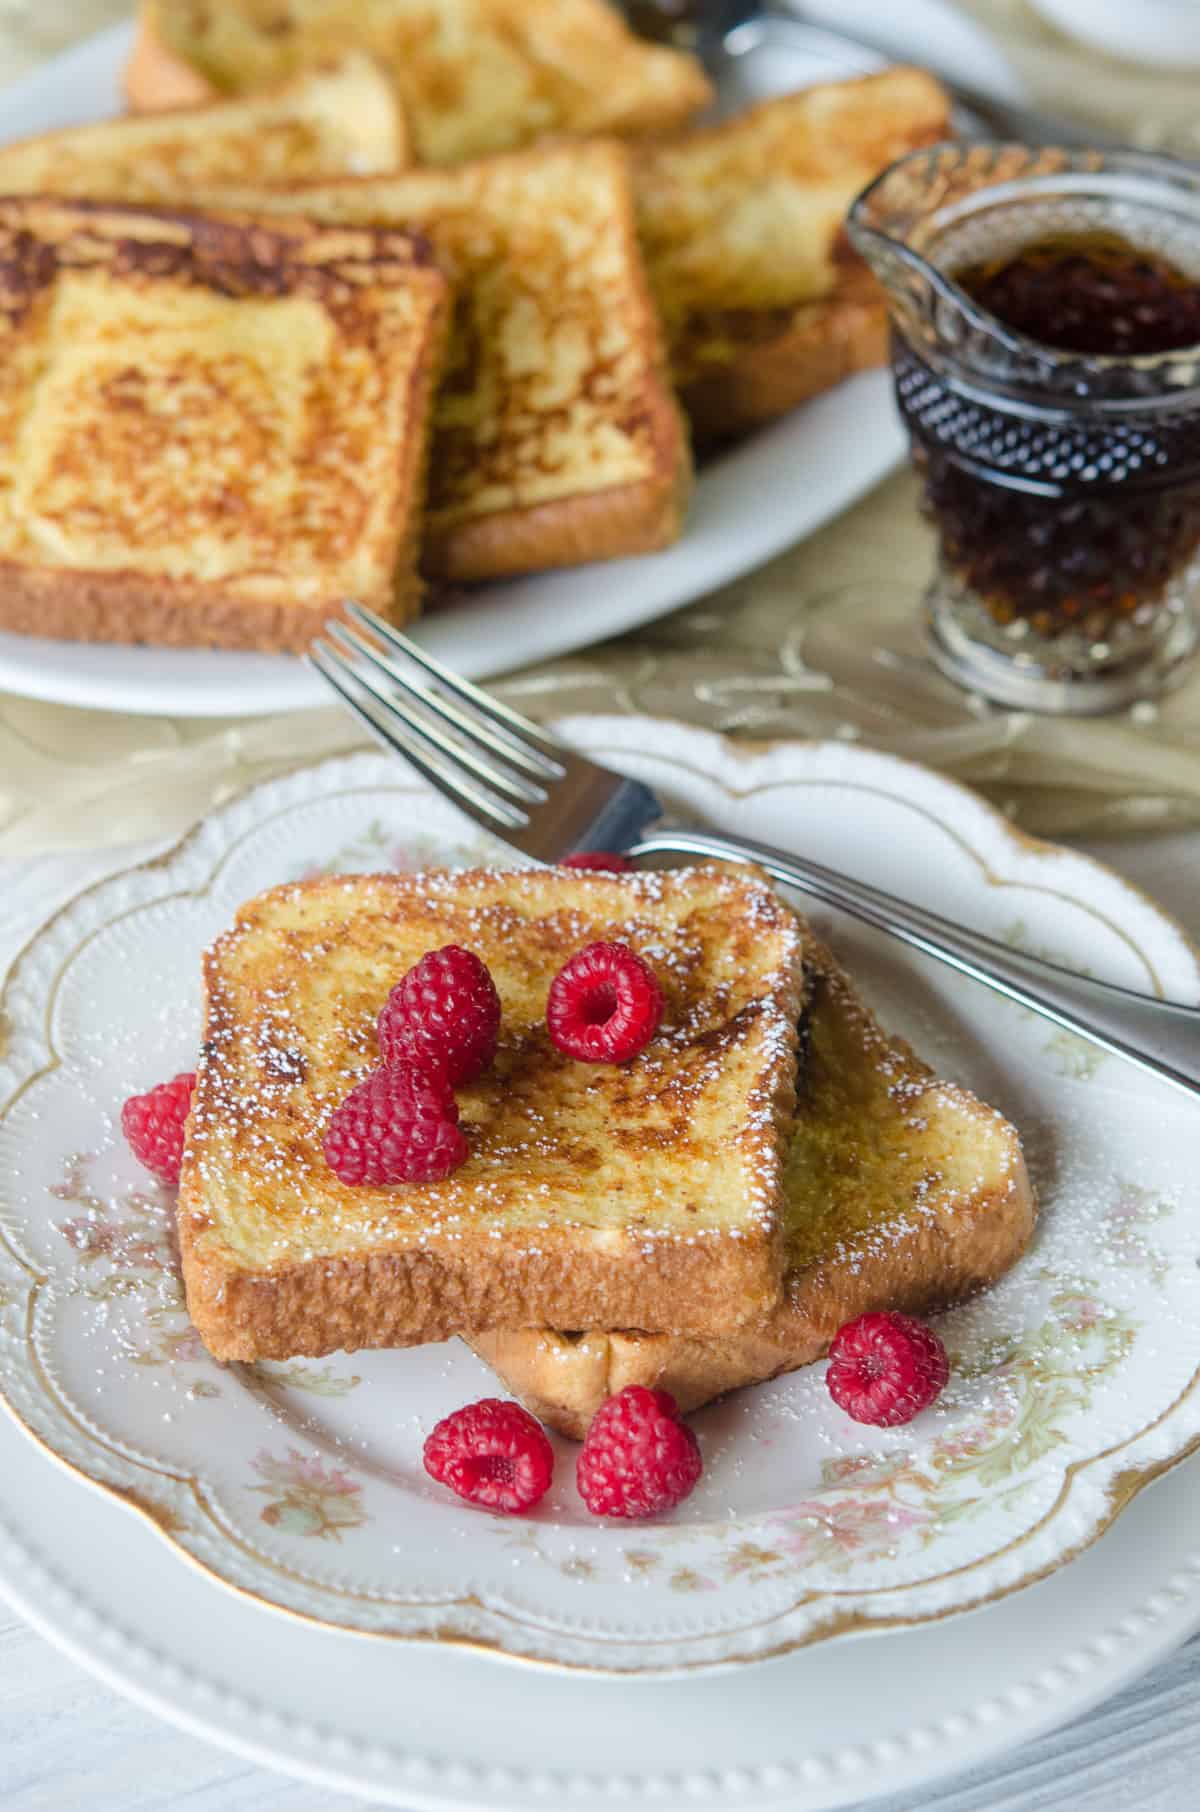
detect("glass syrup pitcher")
[848,142,1200,714]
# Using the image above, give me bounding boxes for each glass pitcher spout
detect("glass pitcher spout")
[849,143,1200,398]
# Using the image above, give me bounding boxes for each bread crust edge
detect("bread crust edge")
[177,1212,793,1361]
[0,203,451,653]
[469,1104,1035,1437]
[422,140,693,582]
[468,945,1037,1437]
[679,286,890,447]
[0,565,422,654]
[177,865,806,1358]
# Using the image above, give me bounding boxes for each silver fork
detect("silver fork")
[309,604,1200,1103]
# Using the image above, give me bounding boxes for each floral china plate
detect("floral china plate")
[1,722,1198,1675]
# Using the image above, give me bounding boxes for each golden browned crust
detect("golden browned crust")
[680,269,890,448]
[0,197,448,652]
[473,1143,1034,1439]
[6,54,408,200]
[418,137,692,580]
[467,1325,815,1442]
[192,142,694,582]
[422,155,690,579]
[420,453,690,582]
[179,867,807,1360]
[0,194,438,288]
[634,69,949,441]
[125,0,712,162]
[0,564,421,654]
[469,942,1037,1437]
[179,1211,795,1363]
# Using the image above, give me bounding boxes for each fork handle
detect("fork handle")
[627,827,1200,1103]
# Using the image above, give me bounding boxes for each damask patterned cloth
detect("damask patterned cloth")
[3,0,1199,858]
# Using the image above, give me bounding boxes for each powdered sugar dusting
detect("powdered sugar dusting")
[187,867,805,1296]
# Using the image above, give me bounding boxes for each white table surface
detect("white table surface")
[1,825,1198,1811]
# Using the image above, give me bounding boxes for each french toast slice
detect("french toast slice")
[0,55,408,201]
[179,867,807,1361]
[469,941,1035,1437]
[126,0,713,165]
[0,198,448,651]
[197,142,691,581]
[634,69,951,443]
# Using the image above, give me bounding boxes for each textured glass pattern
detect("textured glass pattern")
[849,143,1200,709]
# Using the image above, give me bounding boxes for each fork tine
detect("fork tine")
[307,645,529,833]
[329,619,563,783]
[318,636,548,810]
[346,602,566,754]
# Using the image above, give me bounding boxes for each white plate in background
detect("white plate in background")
[0,5,1020,717]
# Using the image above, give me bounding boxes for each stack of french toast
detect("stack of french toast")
[174,863,1034,1440]
[0,0,950,652]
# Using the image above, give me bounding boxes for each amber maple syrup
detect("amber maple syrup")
[957,230,1200,357]
[897,231,1200,640]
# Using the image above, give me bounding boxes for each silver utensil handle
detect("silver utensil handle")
[628,827,1200,1102]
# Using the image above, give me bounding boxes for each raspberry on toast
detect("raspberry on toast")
[469,941,1035,1437]
[179,867,807,1360]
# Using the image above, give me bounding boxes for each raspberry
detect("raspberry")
[546,941,663,1063]
[378,944,500,1086]
[323,1063,467,1186]
[825,1311,949,1427]
[576,1386,702,1519]
[121,1071,195,1185]
[560,851,633,872]
[424,1398,554,1514]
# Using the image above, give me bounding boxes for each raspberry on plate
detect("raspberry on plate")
[576,1385,702,1519]
[546,940,663,1063]
[323,1063,467,1186]
[424,1398,554,1514]
[378,944,501,1086]
[120,1071,195,1185]
[825,1310,949,1427]
[560,851,633,872]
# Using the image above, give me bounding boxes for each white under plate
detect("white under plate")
[2,724,1200,1804]
[0,7,1020,717]
[1,721,1199,1682]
